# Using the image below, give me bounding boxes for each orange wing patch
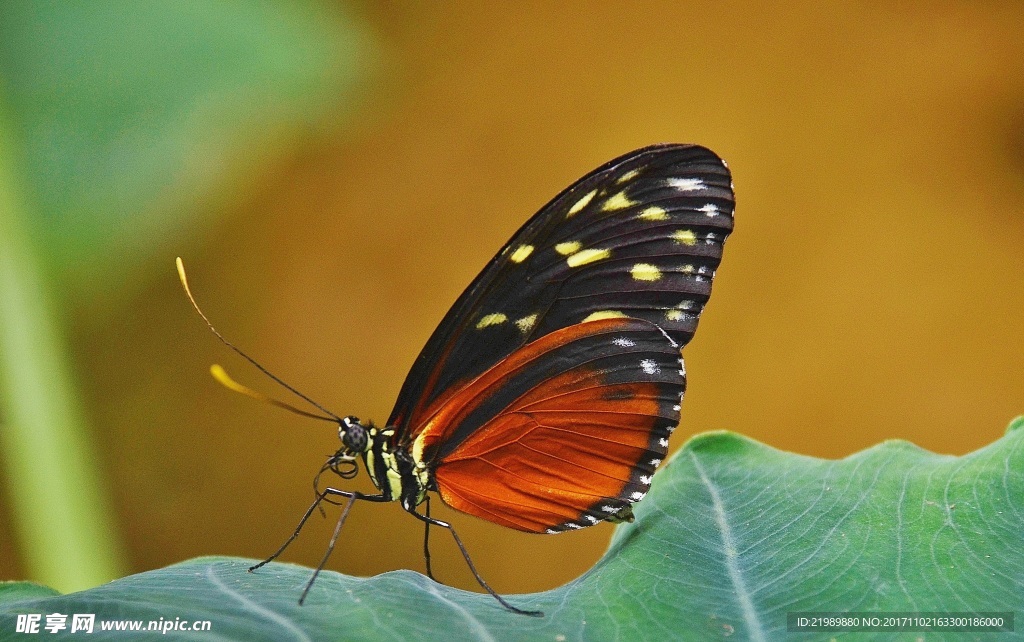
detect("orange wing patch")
[413,318,682,533]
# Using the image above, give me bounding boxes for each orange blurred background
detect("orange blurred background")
[2,2,1023,596]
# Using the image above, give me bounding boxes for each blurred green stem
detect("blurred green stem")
[0,98,125,591]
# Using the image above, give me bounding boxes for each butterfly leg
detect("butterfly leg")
[250,487,388,605]
[249,489,330,573]
[422,495,438,581]
[404,505,543,617]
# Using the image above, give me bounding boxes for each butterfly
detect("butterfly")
[178,143,734,616]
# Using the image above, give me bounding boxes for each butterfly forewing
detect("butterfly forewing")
[389,144,734,437]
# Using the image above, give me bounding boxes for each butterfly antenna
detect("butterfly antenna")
[209,364,337,422]
[176,257,341,423]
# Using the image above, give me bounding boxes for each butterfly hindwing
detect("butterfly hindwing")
[413,317,683,533]
[389,144,734,437]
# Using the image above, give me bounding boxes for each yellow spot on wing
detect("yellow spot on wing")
[509,244,534,263]
[515,314,538,332]
[567,189,597,216]
[638,206,668,221]
[555,241,582,255]
[566,248,610,267]
[631,263,662,281]
[476,313,508,329]
[672,229,697,246]
[601,191,635,211]
[666,309,684,321]
[583,310,626,322]
[617,168,640,184]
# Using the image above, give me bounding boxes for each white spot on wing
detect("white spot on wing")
[640,475,652,485]
[612,337,636,347]
[630,491,646,501]
[640,359,660,375]
[668,177,706,191]
[659,437,669,447]
[650,458,662,467]
[699,203,720,217]
[601,505,619,513]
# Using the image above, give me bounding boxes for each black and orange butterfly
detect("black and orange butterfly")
[179,143,734,616]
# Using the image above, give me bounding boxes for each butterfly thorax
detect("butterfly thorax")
[338,416,429,509]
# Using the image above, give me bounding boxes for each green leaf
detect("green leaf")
[0,582,60,606]
[1,425,1021,640]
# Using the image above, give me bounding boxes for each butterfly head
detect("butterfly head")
[339,415,370,453]
[317,415,370,481]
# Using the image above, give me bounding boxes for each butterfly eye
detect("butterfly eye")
[340,417,367,452]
